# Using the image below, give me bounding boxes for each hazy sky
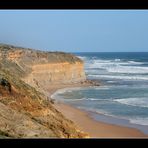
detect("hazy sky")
[0,10,148,52]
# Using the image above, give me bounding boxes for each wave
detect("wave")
[82,106,148,126]
[78,106,148,126]
[129,117,148,126]
[87,59,143,67]
[107,80,115,83]
[106,65,148,74]
[93,86,111,90]
[87,66,148,74]
[84,58,147,74]
[128,61,143,65]
[88,74,148,80]
[68,98,109,101]
[86,98,110,101]
[114,97,148,108]
[61,97,110,101]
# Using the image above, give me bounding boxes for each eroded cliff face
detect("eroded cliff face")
[23,62,86,91]
[3,46,86,92]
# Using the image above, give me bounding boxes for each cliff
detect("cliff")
[0,44,87,138]
[0,44,86,93]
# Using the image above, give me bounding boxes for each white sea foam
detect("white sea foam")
[88,74,148,80]
[85,58,147,75]
[85,107,148,126]
[79,106,148,126]
[86,59,143,68]
[107,80,115,83]
[87,59,115,69]
[114,97,148,108]
[129,117,148,126]
[128,61,143,65]
[106,65,148,74]
[86,98,110,101]
[93,86,111,90]
[68,98,108,101]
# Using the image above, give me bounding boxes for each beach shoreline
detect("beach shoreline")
[48,81,148,138]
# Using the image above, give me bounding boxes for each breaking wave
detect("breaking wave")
[88,74,148,80]
[114,97,148,108]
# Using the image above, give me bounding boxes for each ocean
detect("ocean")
[52,52,148,134]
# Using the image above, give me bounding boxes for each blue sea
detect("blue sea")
[52,52,148,134]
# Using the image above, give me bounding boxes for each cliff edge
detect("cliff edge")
[0,44,86,94]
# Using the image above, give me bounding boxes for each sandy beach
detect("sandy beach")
[48,82,147,138]
[54,102,146,138]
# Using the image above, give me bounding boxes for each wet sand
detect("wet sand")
[48,82,147,138]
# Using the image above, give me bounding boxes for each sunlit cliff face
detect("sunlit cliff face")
[24,62,86,87]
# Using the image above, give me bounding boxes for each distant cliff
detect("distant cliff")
[0,44,87,138]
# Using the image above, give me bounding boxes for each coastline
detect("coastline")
[48,82,147,138]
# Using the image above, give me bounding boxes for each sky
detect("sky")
[0,10,148,52]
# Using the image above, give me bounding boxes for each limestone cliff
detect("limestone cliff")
[24,62,85,92]
[0,44,87,138]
